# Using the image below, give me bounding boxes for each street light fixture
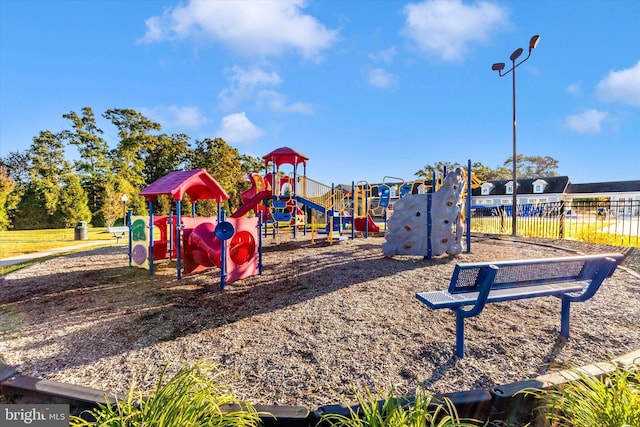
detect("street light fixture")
[492,34,540,237]
[121,194,128,226]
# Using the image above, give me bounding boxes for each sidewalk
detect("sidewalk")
[0,240,115,268]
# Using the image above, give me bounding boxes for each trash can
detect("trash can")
[74,221,88,241]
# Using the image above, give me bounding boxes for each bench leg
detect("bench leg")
[560,297,570,338]
[455,313,465,358]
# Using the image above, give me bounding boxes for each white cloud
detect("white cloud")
[566,82,582,96]
[256,90,314,114]
[401,0,509,61]
[138,0,338,60]
[139,105,208,129]
[368,46,397,64]
[218,65,282,110]
[596,60,640,107]
[218,64,312,113]
[564,109,609,134]
[217,112,264,143]
[368,68,398,88]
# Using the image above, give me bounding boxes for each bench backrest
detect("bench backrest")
[448,253,624,294]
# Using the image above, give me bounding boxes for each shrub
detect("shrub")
[527,363,640,427]
[320,386,479,427]
[70,361,263,427]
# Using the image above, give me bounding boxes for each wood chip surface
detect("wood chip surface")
[1,235,639,408]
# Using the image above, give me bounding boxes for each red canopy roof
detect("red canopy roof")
[262,146,309,168]
[139,169,229,202]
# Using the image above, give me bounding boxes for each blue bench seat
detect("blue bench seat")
[416,253,624,357]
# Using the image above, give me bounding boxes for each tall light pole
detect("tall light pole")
[121,194,128,226]
[492,34,540,237]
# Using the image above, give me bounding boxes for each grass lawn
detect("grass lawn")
[0,227,114,258]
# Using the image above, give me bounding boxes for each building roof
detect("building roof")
[472,176,570,196]
[566,180,640,194]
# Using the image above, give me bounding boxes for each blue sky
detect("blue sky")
[1,0,639,187]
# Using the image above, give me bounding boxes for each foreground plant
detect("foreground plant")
[527,363,640,427]
[320,386,479,427]
[70,361,263,427]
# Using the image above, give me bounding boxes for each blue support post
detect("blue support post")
[148,200,155,276]
[351,181,355,240]
[293,168,297,239]
[176,200,182,280]
[219,209,227,290]
[426,193,433,260]
[168,210,174,261]
[466,159,472,253]
[127,209,133,268]
[456,314,465,357]
[560,297,571,338]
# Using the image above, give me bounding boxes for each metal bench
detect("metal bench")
[415,253,624,357]
[106,226,129,244]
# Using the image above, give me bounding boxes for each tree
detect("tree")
[61,107,112,222]
[240,154,265,175]
[98,178,144,226]
[143,133,191,185]
[188,138,245,214]
[14,182,49,229]
[55,173,92,228]
[26,130,70,216]
[0,166,15,230]
[0,151,29,228]
[415,161,463,179]
[502,154,560,178]
[0,150,30,187]
[104,108,161,189]
[470,161,510,181]
[415,154,560,184]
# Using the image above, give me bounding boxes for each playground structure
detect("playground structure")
[132,169,262,289]
[230,147,458,241]
[123,148,478,287]
[382,167,468,258]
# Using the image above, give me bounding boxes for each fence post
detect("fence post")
[559,201,565,239]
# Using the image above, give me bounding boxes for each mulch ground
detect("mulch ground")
[1,234,639,408]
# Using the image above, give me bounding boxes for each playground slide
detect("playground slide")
[231,189,272,218]
[354,215,380,233]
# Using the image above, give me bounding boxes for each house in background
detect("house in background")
[566,180,640,216]
[471,177,640,216]
[471,176,570,208]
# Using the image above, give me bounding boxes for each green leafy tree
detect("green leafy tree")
[240,153,265,175]
[15,130,73,228]
[55,173,92,228]
[416,155,560,183]
[188,137,245,214]
[415,161,462,179]
[14,181,49,229]
[27,130,70,215]
[471,161,509,181]
[61,107,112,222]
[99,178,146,227]
[0,150,30,187]
[502,154,559,178]
[143,132,191,185]
[0,166,15,230]
[104,108,161,189]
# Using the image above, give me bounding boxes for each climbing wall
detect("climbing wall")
[382,167,466,257]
